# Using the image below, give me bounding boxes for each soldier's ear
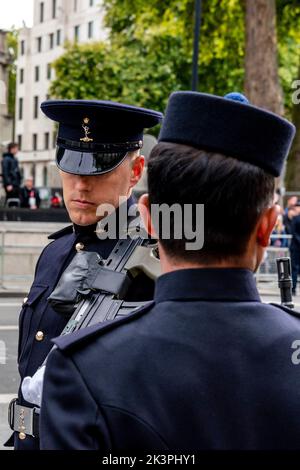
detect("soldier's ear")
[138,193,158,238]
[256,205,278,247]
[130,154,144,185]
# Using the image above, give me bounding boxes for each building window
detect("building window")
[90,0,94,6]
[53,131,57,148]
[74,0,78,11]
[74,25,80,42]
[33,134,38,151]
[37,37,42,53]
[34,96,39,119]
[19,68,24,84]
[17,135,22,150]
[44,132,50,150]
[40,2,44,22]
[47,63,51,80]
[18,97,23,120]
[31,164,36,180]
[43,166,48,186]
[88,21,93,39]
[20,40,25,55]
[35,65,40,82]
[52,0,56,18]
[49,33,54,49]
[56,29,61,46]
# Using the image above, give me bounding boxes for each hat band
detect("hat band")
[57,137,143,152]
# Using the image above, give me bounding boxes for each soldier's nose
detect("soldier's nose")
[74,175,91,190]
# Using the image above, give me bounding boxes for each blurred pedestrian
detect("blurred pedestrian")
[20,177,41,209]
[1,142,21,203]
[283,206,297,235]
[270,214,289,247]
[285,195,298,214]
[290,202,300,294]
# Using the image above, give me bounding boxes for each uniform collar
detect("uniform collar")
[73,222,97,236]
[154,268,261,304]
[48,225,73,239]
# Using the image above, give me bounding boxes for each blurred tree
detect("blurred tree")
[285,63,300,191]
[245,0,284,115]
[277,0,300,118]
[50,0,245,116]
[276,0,300,190]
[50,0,300,183]
[6,28,18,118]
[103,0,245,97]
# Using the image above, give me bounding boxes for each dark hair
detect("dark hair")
[8,142,18,152]
[147,142,275,263]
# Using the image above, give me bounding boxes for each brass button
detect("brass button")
[75,242,85,252]
[35,331,44,342]
[23,297,28,305]
[19,432,26,440]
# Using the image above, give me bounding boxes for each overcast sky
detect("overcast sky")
[0,0,34,30]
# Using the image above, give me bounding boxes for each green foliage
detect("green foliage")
[277,2,300,188]
[49,0,300,186]
[50,42,115,100]
[197,0,244,95]
[50,0,245,116]
[277,0,300,118]
[50,0,300,122]
[6,28,18,117]
[50,38,187,115]
[104,0,245,96]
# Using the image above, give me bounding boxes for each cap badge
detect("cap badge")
[80,117,93,142]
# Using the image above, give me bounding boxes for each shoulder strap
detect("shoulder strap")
[54,300,155,352]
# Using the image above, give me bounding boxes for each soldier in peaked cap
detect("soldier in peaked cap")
[40,91,300,450]
[6,100,162,450]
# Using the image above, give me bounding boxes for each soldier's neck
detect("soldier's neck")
[158,244,258,274]
[73,222,98,236]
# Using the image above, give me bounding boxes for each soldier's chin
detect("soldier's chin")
[70,209,99,226]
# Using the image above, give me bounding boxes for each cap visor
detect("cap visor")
[56,147,128,175]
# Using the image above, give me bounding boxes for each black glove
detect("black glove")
[48,251,102,316]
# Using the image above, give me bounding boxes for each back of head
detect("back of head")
[148,92,295,264]
[25,177,34,188]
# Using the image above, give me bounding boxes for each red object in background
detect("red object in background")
[51,196,60,208]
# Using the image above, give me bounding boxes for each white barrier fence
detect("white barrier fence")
[0,228,50,290]
[256,235,292,285]
[0,230,294,290]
